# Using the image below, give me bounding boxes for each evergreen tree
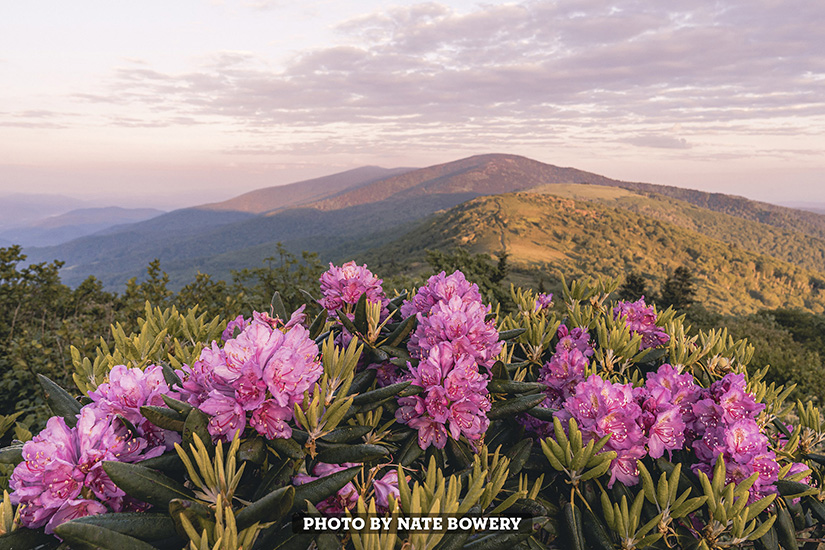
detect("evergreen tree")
[618,272,648,302]
[659,266,697,310]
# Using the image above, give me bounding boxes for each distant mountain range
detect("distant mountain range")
[1,206,164,247]
[18,154,825,314]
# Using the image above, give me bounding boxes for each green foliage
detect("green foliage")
[71,302,225,394]
[658,266,697,311]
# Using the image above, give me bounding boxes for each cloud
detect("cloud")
[624,135,692,149]
[71,0,825,159]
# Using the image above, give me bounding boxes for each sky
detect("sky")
[1,0,823,211]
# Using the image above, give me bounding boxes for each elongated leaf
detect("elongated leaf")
[398,434,424,466]
[271,291,288,322]
[54,522,157,550]
[583,506,616,550]
[487,379,544,394]
[347,369,378,397]
[316,444,389,464]
[308,309,328,340]
[0,527,59,550]
[137,451,184,473]
[160,363,182,389]
[353,293,369,335]
[776,480,818,499]
[160,394,192,415]
[267,436,305,460]
[292,466,361,512]
[488,394,547,420]
[69,513,177,541]
[775,506,799,550]
[498,328,526,341]
[38,374,81,427]
[320,425,372,444]
[505,439,532,478]
[182,407,213,455]
[102,461,195,510]
[525,406,556,421]
[140,405,185,432]
[236,486,295,531]
[563,502,586,550]
[0,444,24,465]
[753,523,779,550]
[352,381,413,406]
[383,315,417,348]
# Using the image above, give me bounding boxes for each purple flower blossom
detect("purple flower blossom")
[10,404,164,533]
[534,293,554,312]
[319,261,388,316]
[178,310,322,442]
[613,298,670,350]
[222,315,249,342]
[400,271,482,319]
[556,325,594,358]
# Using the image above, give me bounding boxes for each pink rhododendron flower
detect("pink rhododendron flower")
[292,463,360,515]
[177,310,322,442]
[319,261,388,316]
[400,271,482,319]
[613,298,670,350]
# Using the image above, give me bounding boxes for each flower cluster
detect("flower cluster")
[689,373,778,500]
[518,325,592,436]
[534,292,553,312]
[319,261,388,318]
[396,272,500,449]
[548,364,782,499]
[613,297,670,350]
[177,310,322,442]
[10,365,177,533]
[399,271,482,319]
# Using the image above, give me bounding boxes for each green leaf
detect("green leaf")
[160,394,192,415]
[271,291,288,322]
[320,425,373,444]
[0,444,24,465]
[488,394,547,420]
[267,436,305,460]
[753,523,779,550]
[383,315,417,348]
[140,405,185,432]
[308,309,329,341]
[775,506,799,550]
[525,406,556,421]
[498,328,526,341]
[397,433,424,466]
[182,407,214,456]
[351,381,412,406]
[563,502,586,550]
[486,379,545,394]
[776,480,818,499]
[0,527,60,549]
[505,438,532,478]
[236,485,295,531]
[582,506,616,550]
[37,374,81,427]
[68,513,177,542]
[102,461,195,510]
[54,522,158,550]
[292,466,361,512]
[353,292,369,335]
[160,363,182,389]
[136,451,184,473]
[347,369,378,397]
[316,444,389,464]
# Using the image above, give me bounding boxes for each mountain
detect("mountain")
[0,193,87,230]
[202,166,414,214]
[20,154,825,316]
[0,206,164,247]
[361,192,825,315]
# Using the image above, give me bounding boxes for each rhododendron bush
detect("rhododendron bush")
[1,262,824,550]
